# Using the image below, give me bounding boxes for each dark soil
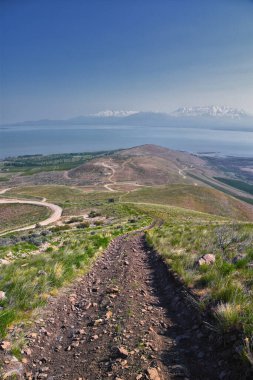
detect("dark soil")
[8,232,252,379]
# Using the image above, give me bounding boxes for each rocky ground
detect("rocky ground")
[2,232,251,379]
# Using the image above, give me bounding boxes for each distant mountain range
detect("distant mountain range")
[2,106,253,130]
[171,106,247,119]
[91,110,138,117]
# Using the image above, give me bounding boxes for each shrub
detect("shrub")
[50,225,71,232]
[66,217,83,224]
[214,302,242,332]
[215,224,240,254]
[76,222,89,229]
[88,210,101,218]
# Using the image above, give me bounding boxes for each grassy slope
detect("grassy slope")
[147,220,253,337]
[130,196,253,354]
[127,194,253,348]
[123,184,253,221]
[0,204,50,233]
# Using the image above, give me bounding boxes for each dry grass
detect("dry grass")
[0,204,50,232]
[147,220,253,338]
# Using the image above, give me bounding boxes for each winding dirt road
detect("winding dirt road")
[97,159,145,193]
[0,188,12,195]
[98,161,117,192]
[0,188,62,235]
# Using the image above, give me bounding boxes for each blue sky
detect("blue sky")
[1,0,253,123]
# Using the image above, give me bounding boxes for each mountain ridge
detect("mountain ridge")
[2,106,253,129]
[171,105,248,119]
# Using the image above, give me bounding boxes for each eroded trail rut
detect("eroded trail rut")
[24,233,243,380]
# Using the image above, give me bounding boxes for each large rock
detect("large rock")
[1,356,24,379]
[112,346,129,359]
[0,341,11,351]
[0,291,6,300]
[0,259,10,266]
[198,254,215,266]
[146,368,161,380]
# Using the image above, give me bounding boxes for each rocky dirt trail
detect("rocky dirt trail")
[9,232,249,380]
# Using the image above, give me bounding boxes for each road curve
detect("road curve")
[0,197,62,236]
[0,188,12,195]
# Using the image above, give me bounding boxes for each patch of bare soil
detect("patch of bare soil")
[5,233,251,379]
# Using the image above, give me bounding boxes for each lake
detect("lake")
[0,124,252,158]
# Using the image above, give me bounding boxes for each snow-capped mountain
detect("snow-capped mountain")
[92,110,138,118]
[92,106,248,119]
[171,106,247,119]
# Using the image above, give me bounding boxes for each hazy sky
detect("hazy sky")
[1,0,253,123]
